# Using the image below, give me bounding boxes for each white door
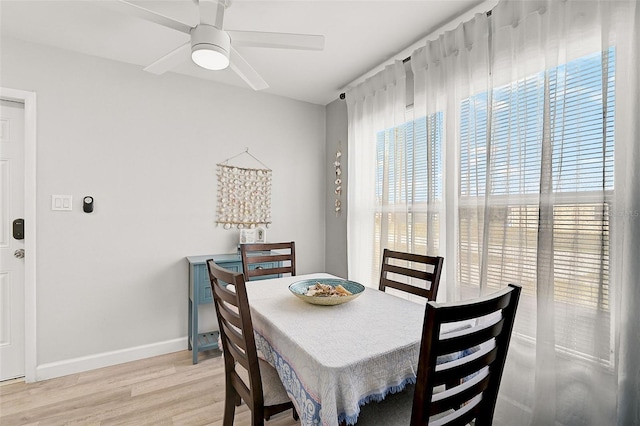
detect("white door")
[0,99,25,381]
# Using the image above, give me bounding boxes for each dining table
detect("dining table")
[245,273,427,426]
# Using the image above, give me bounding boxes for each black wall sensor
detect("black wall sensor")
[83,196,94,213]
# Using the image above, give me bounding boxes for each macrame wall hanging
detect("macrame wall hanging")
[216,148,272,229]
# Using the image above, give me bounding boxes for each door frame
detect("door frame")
[1,87,37,382]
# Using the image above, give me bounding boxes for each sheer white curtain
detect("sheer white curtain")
[412,1,639,424]
[411,12,492,303]
[487,2,638,425]
[611,2,640,424]
[347,0,639,424]
[346,61,407,286]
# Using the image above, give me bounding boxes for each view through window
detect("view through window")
[374,48,615,364]
[373,112,443,281]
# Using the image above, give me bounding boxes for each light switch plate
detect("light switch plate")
[52,195,73,211]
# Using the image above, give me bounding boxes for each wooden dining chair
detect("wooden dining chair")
[206,260,297,426]
[379,249,444,300]
[240,242,296,281]
[354,283,522,426]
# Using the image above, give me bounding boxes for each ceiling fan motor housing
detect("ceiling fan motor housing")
[190,24,231,70]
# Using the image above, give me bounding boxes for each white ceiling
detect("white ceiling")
[0,0,488,105]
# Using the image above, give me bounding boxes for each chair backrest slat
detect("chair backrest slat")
[448,403,482,426]
[216,297,241,328]
[245,266,296,278]
[241,242,296,281]
[384,263,436,281]
[379,249,443,301]
[434,347,498,388]
[438,320,504,355]
[430,373,490,416]
[243,253,294,264]
[216,284,240,306]
[220,321,246,359]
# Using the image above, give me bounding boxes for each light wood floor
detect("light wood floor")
[0,350,300,426]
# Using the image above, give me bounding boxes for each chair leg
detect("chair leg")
[292,407,299,421]
[223,388,237,426]
[252,406,265,426]
[264,402,296,421]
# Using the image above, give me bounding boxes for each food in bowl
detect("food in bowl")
[305,282,353,297]
[289,279,365,306]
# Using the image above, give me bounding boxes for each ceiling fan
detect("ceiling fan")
[106,0,325,90]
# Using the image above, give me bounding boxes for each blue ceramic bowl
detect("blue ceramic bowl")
[289,278,365,305]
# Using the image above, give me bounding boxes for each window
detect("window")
[372,112,443,281]
[372,48,615,363]
[458,48,615,364]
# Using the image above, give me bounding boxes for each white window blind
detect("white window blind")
[372,48,615,363]
[373,113,443,283]
[458,48,615,364]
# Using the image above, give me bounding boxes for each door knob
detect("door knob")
[14,249,25,259]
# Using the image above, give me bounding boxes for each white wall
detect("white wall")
[2,37,326,377]
[324,99,348,278]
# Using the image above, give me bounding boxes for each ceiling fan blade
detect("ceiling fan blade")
[229,47,269,91]
[105,0,193,34]
[143,42,191,75]
[227,30,325,51]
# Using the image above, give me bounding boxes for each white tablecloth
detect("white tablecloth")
[246,273,426,426]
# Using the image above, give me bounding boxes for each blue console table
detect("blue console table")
[186,253,277,364]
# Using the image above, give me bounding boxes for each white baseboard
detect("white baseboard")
[35,337,187,381]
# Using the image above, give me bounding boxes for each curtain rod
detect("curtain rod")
[338,53,411,101]
[338,8,494,101]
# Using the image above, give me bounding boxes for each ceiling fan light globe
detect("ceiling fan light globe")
[192,46,229,70]
[190,24,231,71]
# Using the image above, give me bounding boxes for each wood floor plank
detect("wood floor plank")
[0,350,299,426]
[0,372,80,404]
[130,359,222,397]
[102,378,220,425]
